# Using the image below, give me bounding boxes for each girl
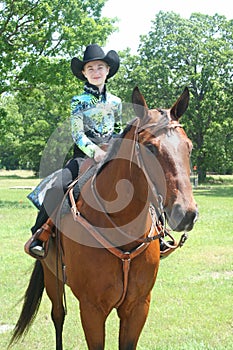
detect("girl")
[28,44,122,258]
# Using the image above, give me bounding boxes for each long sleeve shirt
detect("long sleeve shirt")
[71,82,122,158]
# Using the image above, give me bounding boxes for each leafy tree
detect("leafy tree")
[114,12,233,181]
[16,86,74,174]
[1,7,233,180]
[0,95,25,169]
[0,0,118,172]
[0,0,116,93]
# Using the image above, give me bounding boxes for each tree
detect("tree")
[0,0,116,94]
[2,7,233,179]
[115,12,233,181]
[0,0,118,172]
[0,96,24,169]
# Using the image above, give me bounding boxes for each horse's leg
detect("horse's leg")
[117,294,151,350]
[79,301,108,350]
[43,264,65,350]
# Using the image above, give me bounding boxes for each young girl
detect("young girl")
[29,44,122,257]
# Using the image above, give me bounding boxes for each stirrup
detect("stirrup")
[24,220,54,260]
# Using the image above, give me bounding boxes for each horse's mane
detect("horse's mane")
[96,118,138,174]
[96,110,171,175]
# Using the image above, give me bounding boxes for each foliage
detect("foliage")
[0,0,117,172]
[0,0,116,94]
[136,12,233,180]
[112,12,233,181]
[0,96,24,169]
[1,8,233,180]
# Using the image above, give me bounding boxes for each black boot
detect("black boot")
[29,205,49,258]
[29,176,66,258]
[29,238,45,257]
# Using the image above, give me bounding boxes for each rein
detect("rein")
[89,117,160,245]
[90,117,186,247]
[67,116,188,307]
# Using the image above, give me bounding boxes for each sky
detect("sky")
[102,0,233,53]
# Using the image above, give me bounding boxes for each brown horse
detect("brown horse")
[9,87,198,350]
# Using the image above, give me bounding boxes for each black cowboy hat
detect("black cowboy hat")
[71,44,120,81]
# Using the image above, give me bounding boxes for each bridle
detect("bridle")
[134,116,189,251]
[69,114,188,248]
[135,116,182,222]
[90,116,184,237]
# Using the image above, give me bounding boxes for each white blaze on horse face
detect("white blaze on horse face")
[160,129,197,231]
[161,128,192,178]
[167,130,181,152]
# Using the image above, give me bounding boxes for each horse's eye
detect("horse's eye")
[145,143,158,156]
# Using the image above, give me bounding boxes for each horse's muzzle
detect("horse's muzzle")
[166,204,198,232]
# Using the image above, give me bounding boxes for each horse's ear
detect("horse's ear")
[170,87,190,120]
[132,86,148,119]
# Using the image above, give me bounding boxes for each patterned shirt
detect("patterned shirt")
[71,82,122,158]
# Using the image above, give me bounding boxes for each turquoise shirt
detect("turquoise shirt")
[71,82,122,158]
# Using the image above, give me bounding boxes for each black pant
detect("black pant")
[31,157,83,234]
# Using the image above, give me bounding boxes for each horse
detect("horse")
[9,86,198,350]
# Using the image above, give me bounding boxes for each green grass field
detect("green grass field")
[0,171,233,349]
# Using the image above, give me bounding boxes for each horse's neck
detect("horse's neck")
[79,138,151,240]
[94,131,149,219]
[94,158,148,212]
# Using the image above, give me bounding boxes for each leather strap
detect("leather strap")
[38,218,54,242]
[160,232,188,259]
[69,187,157,308]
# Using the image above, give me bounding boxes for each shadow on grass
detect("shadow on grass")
[0,175,36,180]
[0,200,32,209]
[194,185,233,198]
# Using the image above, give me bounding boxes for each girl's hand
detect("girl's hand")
[94,148,106,163]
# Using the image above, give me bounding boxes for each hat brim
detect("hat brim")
[71,50,120,81]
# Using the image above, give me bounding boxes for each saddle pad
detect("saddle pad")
[27,169,62,210]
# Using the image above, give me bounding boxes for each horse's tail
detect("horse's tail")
[8,260,44,348]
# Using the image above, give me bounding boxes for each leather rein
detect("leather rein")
[68,116,188,308]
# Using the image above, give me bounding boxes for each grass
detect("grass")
[0,171,233,349]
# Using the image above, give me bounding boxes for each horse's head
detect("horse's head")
[132,86,198,232]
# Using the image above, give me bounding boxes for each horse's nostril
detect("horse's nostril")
[189,210,197,222]
[193,210,199,223]
[183,210,198,231]
[167,205,198,232]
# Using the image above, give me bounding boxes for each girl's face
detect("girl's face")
[82,60,110,91]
